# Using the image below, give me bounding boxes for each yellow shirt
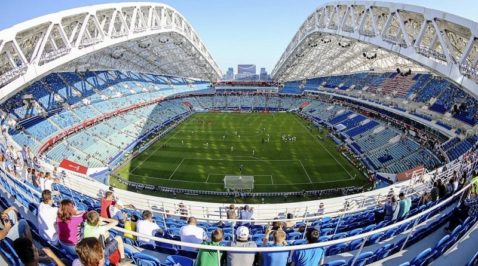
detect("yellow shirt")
[124,221,137,240]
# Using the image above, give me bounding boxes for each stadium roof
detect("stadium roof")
[0,2,222,101]
[271,1,478,98]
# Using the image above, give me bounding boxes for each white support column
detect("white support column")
[459,36,476,65]
[431,19,453,63]
[32,23,54,65]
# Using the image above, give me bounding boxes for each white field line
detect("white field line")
[168,158,185,180]
[298,159,313,183]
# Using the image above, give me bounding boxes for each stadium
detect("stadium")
[0,1,477,265]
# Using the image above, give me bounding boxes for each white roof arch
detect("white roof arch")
[0,2,222,102]
[272,1,478,98]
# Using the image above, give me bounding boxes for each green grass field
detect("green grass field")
[112,112,369,198]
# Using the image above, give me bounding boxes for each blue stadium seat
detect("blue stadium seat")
[132,252,161,266]
[164,255,194,266]
[324,259,347,266]
[348,251,375,266]
[409,248,432,266]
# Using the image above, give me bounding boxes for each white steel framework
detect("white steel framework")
[0,2,222,102]
[272,1,478,98]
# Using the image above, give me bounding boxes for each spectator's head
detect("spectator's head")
[272,219,282,229]
[75,237,104,266]
[287,213,293,219]
[244,205,250,211]
[211,229,224,243]
[104,191,114,200]
[399,192,405,199]
[142,210,153,221]
[58,199,76,221]
[131,214,139,222]
[86,210,100,226]
[108,186,114,192]
[229,204,235,210]
[236,226,249,241]
[187,217,197,225]
[306,229,320,244]
[13,238,38,266]
[273,228,286,244]
[41,189,52,204]
[45,172,51,179]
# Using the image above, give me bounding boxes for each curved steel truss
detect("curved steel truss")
[0,2,222,101]
[272,1,478,98]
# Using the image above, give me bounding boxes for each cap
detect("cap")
[236,226,249,240]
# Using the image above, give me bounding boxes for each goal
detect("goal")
[224,175,254,191]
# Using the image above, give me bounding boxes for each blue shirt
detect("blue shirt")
[397,198,411,219]
[262,244,289,266]
[291,247,324,266]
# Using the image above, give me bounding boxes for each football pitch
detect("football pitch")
[113,112,369,197]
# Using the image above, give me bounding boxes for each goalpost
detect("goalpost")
[224,175,254,191]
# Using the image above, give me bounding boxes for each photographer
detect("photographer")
[0,206,32,242]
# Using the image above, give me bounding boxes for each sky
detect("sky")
[1,0,477,74]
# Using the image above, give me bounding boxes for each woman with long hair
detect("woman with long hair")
[56,199,86,256]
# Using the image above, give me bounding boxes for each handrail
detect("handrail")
[110,182,469,252]
[0,160,473,253]
[59,159,468,223]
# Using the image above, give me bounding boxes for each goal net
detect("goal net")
[224,175,254,191]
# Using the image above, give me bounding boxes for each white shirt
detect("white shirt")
[179,224,206,251]
[38,202,59,242]
[136,220,160,244]
[42,179,54,191]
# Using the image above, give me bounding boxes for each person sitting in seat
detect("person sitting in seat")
[13,237,65,266]
[262,227,289,266]
[100,191,125,223]
[73,237,104,266]
[56,199,86,256]
[179,217,207,251]
[136,210,163,246]
[227,226,257,266]
[83,210,127,263]
[291,229,324,266]
[197,229,224,266]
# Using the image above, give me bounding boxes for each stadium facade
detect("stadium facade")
[0,1,477,265]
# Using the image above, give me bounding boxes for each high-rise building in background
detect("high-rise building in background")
[236,64,258,80]
[259,67,269,80]
[224,67,234,80]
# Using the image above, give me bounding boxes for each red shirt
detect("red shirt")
[100,198,115,218]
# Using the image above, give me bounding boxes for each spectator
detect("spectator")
[179,217,207,251]
[383,195,398,221]
[197,229,224,266]
[100,191,125,222]
[0,206,32,242]
[397,192,411,220]
[136,210,162,246]
[418,192,431,206]
[124,214,139,240]
[227,204,238,219]
[317,202,325,215]
[284,213,295,229]
[56,199,86,256]
[437,179,447,199]
[239,205,254,224]
[38,190,59,244]
[291,229,324,266]
[73,237,104,266]
[430,182,439,201]
[13,237,65,266]
[261,227,289,266]
[447,179,455,196]
[177,202,188,220]
[227,226,256,266]
[83,210,127,263]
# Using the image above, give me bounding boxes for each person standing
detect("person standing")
[261,227,289,266]
[290,229,324,266]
